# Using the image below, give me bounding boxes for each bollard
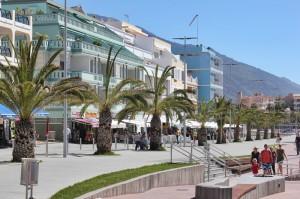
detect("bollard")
[92,138,95,150]
[12,139,15,149]
[126,137,129,150]
[80,138,82,150]
[189,143,193,163]
[114,137,117,151]
[170,141,173,163]
[46,137,48,157]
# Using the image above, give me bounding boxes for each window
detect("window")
[90,59,94,73]
[60,61,64,70]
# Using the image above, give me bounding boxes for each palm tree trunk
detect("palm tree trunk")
[198,127,206,146]
[222,129,227,143]
[13,120,35,162]
[263,127,269,139]
[149,114,161,150]
[96,108,112,154]
[234,124,241,142]
[216,128,222,144]
[270,126,275,138]
[245,122,253,141]
[255,126,261,140]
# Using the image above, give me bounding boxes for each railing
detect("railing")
[0,8,12,20]
[187,76,198,84]
[283,156,300,179]
[73,41,143,64]
[32,13,122,42]
[48,70,103,82]
[15,14,29,25]
[205,143,242,176]
[169,141,235,182]
[0,46,11,57]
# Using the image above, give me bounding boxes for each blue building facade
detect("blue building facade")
[172,45,223,102]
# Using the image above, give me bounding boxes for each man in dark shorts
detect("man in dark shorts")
[261,144,273,175]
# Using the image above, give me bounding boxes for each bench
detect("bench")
[226,157,252,174]
[232,184,256,199]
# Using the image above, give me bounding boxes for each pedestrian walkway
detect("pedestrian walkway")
[0,135,298,199]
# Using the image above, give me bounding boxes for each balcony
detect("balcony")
[0,46,11,57]
[0,8,12,20]
[186,76,198,86]
[32,13,122,43]
[47,70,103,86]
[72,41,143,65]
[15,13,29,25]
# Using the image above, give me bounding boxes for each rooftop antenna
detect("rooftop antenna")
[189,14,198,45]
[124,13,129,23]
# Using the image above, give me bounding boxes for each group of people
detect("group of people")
[134,132,149,150]
[251,143,287,176]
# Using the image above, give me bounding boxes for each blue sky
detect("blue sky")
[56,0,300,84]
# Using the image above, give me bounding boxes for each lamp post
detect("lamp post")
[63,0,68,158]
[223,63,238,142]
[172,15,198,147]
[173,37,196,147]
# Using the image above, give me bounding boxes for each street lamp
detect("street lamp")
[173,36,197,147]
[223,63,238,142]
[172,15,198,147]
[63,0,68,158]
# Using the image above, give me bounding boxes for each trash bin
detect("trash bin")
[20,158,41,186]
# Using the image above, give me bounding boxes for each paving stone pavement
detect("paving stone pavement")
[0,134,299,199]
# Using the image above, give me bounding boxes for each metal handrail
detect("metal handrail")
[283,156,300,177]
[209,143,241,163]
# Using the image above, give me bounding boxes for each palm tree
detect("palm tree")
[244,107,258,141]
[269,111,285,138]
[0,35,90,161]
[192,98,215,146]
[213,96,231,144]
[231,104,251,142]
[118,65,195,150]
[253,110,265,140]
[81,46,147,154]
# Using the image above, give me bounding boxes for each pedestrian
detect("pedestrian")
[250,146,261,167]
[261,144,273,175]
[270,147,276,175]
[176,129,180,144]
[193,129,197,145]
[276,144,287,176]
[295,133,300,155]
[276,131,282,143]
[251,158,259,176]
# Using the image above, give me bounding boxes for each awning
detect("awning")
[73,118,98,128]
[0,104,49,119]
[122,119,145,126]
[73,118,126,129]
[205,122,218,129]
[186,120,201,128]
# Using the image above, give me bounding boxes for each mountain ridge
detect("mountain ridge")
[89,14,300,102]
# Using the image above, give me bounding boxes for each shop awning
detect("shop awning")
[73,118,126,129]
[0,104,49,119]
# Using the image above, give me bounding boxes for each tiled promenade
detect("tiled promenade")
[0,135,299,199]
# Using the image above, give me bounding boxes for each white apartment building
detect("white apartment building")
[0,7,32,72]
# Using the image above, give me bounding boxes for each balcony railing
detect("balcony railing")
[15,14,29,25]
[73,41,143,64]
[47,70,103,82]
[0,46,11,57]
[32,13,122,42]
[0,8,12,20]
